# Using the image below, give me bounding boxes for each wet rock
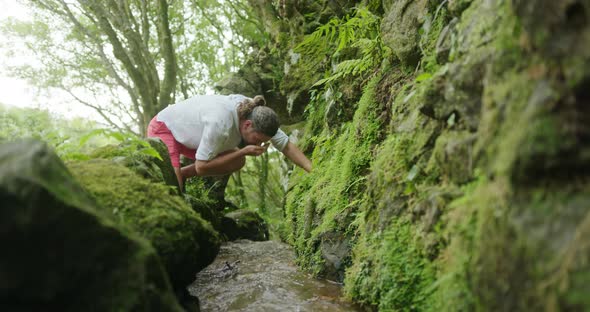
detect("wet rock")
[318,231,351,282]
[67,159,221,293]
[0,139,183,311]
[221,209,269,241]
[381,0,429,66]
[279,57,316,124]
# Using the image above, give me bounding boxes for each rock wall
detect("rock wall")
[248,0,590,310]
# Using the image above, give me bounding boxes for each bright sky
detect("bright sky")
[0,0,104,122]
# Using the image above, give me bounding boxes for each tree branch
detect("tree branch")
[61,86,136,134]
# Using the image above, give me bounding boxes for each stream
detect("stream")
[188,239,361,312]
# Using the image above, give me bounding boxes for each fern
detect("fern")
[295,7,389,89]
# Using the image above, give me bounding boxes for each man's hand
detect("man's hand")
[240,144,268,156]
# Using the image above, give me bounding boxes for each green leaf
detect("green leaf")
[415,73,433,82]
[78,129,106,146]
[141,147,163,160]
[404,182,416,195]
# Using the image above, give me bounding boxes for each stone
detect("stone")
[0,139,183,311]
[381,0,429,66]
[214,72,261,98]
[318,231,351,282]
[67,159,221,292]
[419,48,492,130]
[89,137,179,190]
[221,209,269,241]
[147,137,180,188]
[215,52,306,125]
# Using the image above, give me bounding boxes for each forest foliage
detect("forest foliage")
[1,0,265,134]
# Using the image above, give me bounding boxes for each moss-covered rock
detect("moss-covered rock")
[427,130,476,184]
[381,0,428,66]
[221,209,269,241]
[67,159,221,292]
[183,192,223,231]
[0,139,183,311]
[90,137,179,190]
[240,0,590,310]
[285,73,386,281]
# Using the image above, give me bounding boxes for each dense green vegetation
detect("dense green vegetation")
[1,0,264,133]
[2,0,589,311]
[249,0,590,311]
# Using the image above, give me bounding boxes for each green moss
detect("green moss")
[285,73,385,276]
[419,4,451,73]
[276,0,590,310]
[67,159,221,291]
[337,78,445,310]
[510,185,590,311]
[427,130,476,184]
[1,139,183,311]
[345,218,435,310]
[89,138,179,189]
[426,176,482,311]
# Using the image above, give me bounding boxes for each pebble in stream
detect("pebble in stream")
[187,239,361,312]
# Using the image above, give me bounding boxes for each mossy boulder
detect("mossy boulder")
[215,48,305,125]
[0,139,182,311]
[381,0,428,66]
[418,50,491,130]
[67,159,221,291]
[221,209,269,241]
[183,193,223,231]
[89,137,179,190]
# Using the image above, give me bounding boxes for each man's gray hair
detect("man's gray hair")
[248,106,280,137]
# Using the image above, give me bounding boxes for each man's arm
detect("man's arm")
[190,145,267,177]
[281,141,312,172]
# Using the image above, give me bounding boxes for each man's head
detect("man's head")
[238,96,280,145]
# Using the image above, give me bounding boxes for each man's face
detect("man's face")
[241,120,272,145]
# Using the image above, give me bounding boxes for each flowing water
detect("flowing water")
[188,239,361,312]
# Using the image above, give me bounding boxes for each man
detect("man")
[148,94,312,190]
